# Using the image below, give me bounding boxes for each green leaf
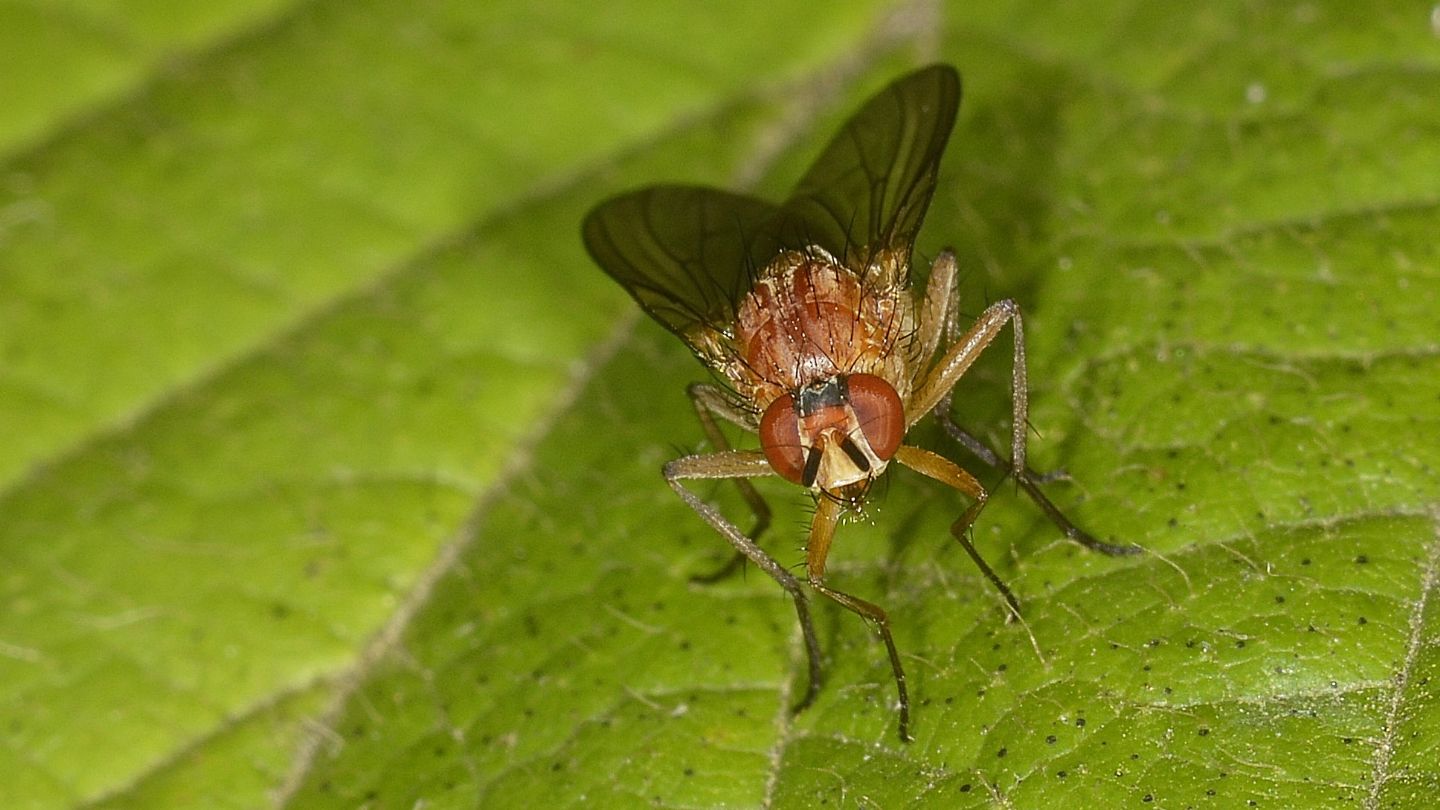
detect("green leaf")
[2,2,1437,808]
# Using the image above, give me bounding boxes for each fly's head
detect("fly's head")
[759,373,905,505]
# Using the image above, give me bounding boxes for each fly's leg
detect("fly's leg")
[805,497,913,742]
[664,449,822,713]
[937,402,1058,480]
[683,383,773,582]
[912,250,958,367]
[936,401,1140,556]
[910,293,1141,557]
[894,445,1021,619]
[909,298,1029,452]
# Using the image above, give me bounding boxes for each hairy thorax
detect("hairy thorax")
[704,248,915,412]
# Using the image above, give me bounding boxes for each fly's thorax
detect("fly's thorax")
[723,248,914,410]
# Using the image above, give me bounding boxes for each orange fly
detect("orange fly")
[583,64,1138,742]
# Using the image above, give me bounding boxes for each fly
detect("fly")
[582,64,1140,742]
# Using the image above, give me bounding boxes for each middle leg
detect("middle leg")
[935,392,1140,556]
[684,382,774,582]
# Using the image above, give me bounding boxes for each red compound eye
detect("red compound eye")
[846,374,904,461]
[759,393,805,484]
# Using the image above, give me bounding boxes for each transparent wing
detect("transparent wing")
[582,185,783,345]
[778,64,960,275]
[583,65,961,344]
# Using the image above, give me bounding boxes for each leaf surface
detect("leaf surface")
[2,1,1437,808]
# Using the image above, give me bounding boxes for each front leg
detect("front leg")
[664,449,822,713]
[804,497,912,742]
[893,445,1022,619]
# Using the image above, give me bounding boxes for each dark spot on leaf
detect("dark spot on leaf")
[1057,770,1068,779]
[1355,555,1368,564]
[1275,596,1285,604]
[960,784,972,793]
[1199,727,1210,736]
[1076,718,1086,728]
[1235,640,1246,649]
[1143,795,1153,803]
[1046,735,1057,744]
[997,747,1007,758]
[1358,616,1368,625]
